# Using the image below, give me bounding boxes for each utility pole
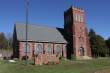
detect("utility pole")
[25,0,29,65]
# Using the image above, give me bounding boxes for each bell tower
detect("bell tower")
[64,6,91,59]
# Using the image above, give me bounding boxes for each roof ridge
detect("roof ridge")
[15,23,63,30]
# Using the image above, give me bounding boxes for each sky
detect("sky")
[0,0,110,39]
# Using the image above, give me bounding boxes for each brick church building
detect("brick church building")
[13,6,91,64]
[64,7,91,59]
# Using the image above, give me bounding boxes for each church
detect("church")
[13,6,91,65]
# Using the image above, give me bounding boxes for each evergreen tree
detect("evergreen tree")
[106,37,110,56]
[89,29,107,57]
[89,29,97,57]
[0,32,12,50]
[0,32,8,49]
[96,35,107,57]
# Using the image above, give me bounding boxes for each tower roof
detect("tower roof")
[64,6,84,13]
[72,6,84,12]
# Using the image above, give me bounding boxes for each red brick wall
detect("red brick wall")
[19,42,67,60]
[64,7,91,59]
[19,42,34,60]
[72,8,91,58]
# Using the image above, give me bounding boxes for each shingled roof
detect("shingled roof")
[15,23,67,43]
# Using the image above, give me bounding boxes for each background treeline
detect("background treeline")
[89,29,110,57]
[0,32,12,50]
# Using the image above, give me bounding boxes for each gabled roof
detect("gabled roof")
[15,23,67,44]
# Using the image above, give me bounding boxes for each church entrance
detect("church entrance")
[79,47,85,56]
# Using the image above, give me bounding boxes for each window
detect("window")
[78,14,80,22]
[35,43,43,55]
[80,16,83,22]
[23,43,30,55]
[47,43,52,54]
[74,14,83,22]
[56,44,61,56]
[75,14,78,21]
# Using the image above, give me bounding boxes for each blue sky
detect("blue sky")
[0,0,110,39]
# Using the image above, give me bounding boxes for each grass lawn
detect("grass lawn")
[0,58,110,73]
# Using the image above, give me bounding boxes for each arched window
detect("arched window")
[47,43,52,54]
[78,14,80,22]
[56,44,61,56]
[35,43,43,55]
[80,16,83,22]
[24,43,30,55]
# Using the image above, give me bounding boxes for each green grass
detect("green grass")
[0,58,110,73]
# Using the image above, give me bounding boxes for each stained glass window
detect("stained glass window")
[47,43,52,54]
[80,16,83,22]
[35,44,42,55]
[56,44,61,56]
[24,43,30,55]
